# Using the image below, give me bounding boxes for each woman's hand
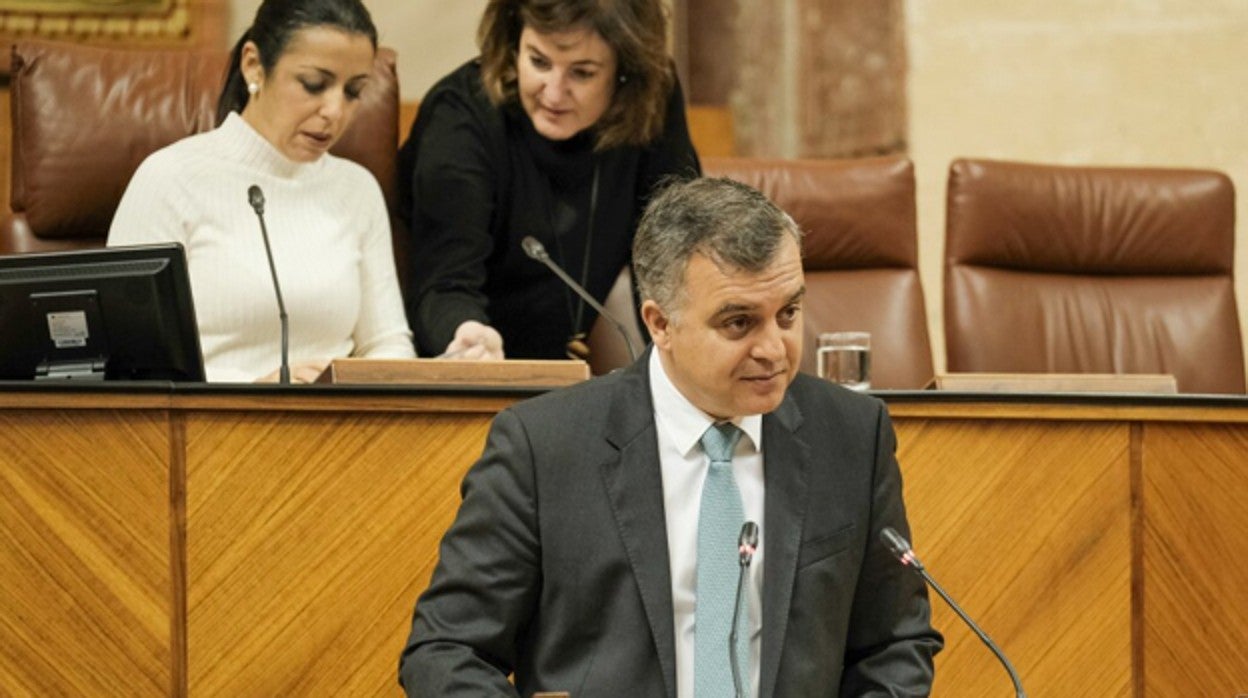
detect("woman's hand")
[255,358,332,384]
[440,321,505,361]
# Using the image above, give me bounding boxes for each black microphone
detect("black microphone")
[247,185,290,384]
[730,521,759,698]
[520,236,638,363]
[880,527,1026,698]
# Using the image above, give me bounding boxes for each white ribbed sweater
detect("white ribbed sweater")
[108,113,414,382]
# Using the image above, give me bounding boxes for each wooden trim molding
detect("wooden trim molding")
[0,0,226,74]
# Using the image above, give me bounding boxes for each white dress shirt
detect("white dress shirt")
[649,351,765,698]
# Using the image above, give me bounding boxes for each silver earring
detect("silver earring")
[619,74,628,84]
[247,82,259,95]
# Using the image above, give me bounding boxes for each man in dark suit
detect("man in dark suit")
[399,177,941,697]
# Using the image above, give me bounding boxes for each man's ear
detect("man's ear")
[640,299,671,350]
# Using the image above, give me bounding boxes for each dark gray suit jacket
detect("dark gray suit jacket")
[399,355,941,697]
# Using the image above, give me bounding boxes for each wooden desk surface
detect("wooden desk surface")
[1,384,1244,696]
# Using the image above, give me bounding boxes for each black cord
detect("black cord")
[550,159,600,339]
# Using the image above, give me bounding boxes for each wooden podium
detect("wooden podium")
[316,357,590,388]
[930,372,1178,394]
[2,384,1246,696]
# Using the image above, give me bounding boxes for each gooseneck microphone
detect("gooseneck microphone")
[880,527,1026,698]
[730,521,759,698]
[520,236,638,363]
[247,185,290,384]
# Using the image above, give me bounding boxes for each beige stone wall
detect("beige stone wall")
[908,1,1248,373]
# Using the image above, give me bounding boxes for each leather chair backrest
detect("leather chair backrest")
[585,266,647,376]
[703,155,934,389]
[944,157,1244,394]
[3,40,401,259]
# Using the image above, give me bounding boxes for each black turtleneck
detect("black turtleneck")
[398,59,701,359]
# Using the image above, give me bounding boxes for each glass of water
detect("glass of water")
[817,331,871,391]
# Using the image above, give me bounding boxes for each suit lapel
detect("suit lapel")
[600,355,679,698]
[758,392,809,698]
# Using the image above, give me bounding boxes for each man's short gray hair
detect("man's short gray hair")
[633,177,803,312]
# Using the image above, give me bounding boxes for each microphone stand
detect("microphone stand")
[880,527,1026,698]
[247,185,290,384]
[730,522,759,698]
[921,569,1025,697]
[520,236,639,363]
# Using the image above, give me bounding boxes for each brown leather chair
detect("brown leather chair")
[3,40,401,263]
[585,267,647,376]
[944,157,1244,394]
[702,155,935,389]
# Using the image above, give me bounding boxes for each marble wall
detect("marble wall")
[686,0,907,158]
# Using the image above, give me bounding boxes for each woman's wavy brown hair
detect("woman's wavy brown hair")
[477,0,672,151]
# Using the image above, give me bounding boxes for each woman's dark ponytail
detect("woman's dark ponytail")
[215,31,252,126]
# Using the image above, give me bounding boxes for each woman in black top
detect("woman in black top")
[398,0,701,361]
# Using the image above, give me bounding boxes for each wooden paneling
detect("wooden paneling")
[897,418,1133,697]
[0,408,172,695]
[686,104,735,157]
[319,357,590,387]
[184,410,490,696]
[1141,424,1248,697]
[399,100,419,145]
[2,390,1247,696]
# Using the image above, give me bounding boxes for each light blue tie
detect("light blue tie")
[695,422,749,698]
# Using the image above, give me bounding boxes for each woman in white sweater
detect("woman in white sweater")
[109,0,414,382]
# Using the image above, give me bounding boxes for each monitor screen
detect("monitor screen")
[0,242,205,381]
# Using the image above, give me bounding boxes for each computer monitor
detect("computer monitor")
[0,242,205,381]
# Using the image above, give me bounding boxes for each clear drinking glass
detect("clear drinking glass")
[817,331,871,391]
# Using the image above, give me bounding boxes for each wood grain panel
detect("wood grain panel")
[184,410,493,696]
[888,399,1248,425]
[1141,423,1248,697]
[319,357,589,388]
[686,104,736,157]
[2,390,1245,696]
[894,417,1133,697]
[0,409,172,695]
